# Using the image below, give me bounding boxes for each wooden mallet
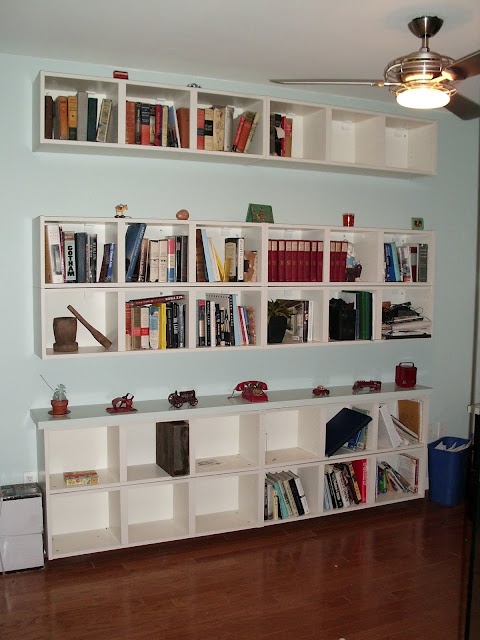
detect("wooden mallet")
[67,305,112,350]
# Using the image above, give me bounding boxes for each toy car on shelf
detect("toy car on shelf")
[106,393,137,413]
[168,390,198,409]
[313,385,330,396]
[352,380,382,394]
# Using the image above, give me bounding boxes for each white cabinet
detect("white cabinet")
[31,384,430,559]
[34,71,437,176]
[34,216,435,358]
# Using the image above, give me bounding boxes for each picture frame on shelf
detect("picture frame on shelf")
[246,203,274,223]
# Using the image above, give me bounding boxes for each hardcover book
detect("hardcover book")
[125,223,147,282]
[67,95,77,140]
[63,230,77,283]
[44,95,54,139]
[176,107,190,148]
[76,91,88,141]
[53,96,68,140]
[86,97,98,142]
[325,408,372,457]
[44,223,64,284]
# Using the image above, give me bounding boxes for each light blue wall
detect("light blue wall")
[1,53,478,484]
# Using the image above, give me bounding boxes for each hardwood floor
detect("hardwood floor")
[0,499,471,640]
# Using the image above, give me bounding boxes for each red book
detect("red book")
[317,240,324,282]
[154,104,163,146]
[304,240,311,282]
[310,240,318,282]
[176,107,190,149]
[234,111,255,153]
[231,113,247,152]
[280,115,287,156]
[297,240,305,281]
[351,459,367,503]
[197,108,205,150]
[285,240,293,282]
[269,239,278,282]
[277,240,286,282]
[125,100,136,144]
[291,239,299,282]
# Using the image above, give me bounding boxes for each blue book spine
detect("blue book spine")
[105,243,115,282]
[231,293,242,346]
[125,223,146,282]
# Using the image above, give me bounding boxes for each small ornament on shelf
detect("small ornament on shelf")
[313,385,330,396]
[168,390,198,409]
[246,203,274,223]
[106,393,137,414]
[114,204,130,218]
[51,384,69,416]
[176,209,190,220]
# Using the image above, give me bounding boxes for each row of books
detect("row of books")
[384,242,428,282]
[377,456,419,494]
[125,294,186,350]
[44,223,115,284]
[377,403,420,449]
[197,295,256,347]
[273,298,314,344]
[324,460,367,509]
[45,94,114,143]
[264,470,310,520]
[270,113,293,157]
[268,239,324,283]
[125,223,188,283]
[125,102,188,148]
[196,230,258,283]
[198,107,259,153]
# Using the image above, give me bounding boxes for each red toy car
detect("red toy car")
[168,390,198,409]
[313,385,330,396]
[352,380,382,394]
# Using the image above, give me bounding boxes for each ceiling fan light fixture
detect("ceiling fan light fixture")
[395,84,452,109]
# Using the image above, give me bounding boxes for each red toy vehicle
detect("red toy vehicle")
[313,385,330,396]
[168,390,198,409]
[106,393,137,413]
[352,380,382,394]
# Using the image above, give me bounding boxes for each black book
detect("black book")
[325,408,372,457]
[86,97,98,142]
[74,232,88,283]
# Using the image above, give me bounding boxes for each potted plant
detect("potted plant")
[267,299,291,344]
[50,384,69,416]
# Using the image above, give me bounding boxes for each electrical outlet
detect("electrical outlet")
[24,471,38,484]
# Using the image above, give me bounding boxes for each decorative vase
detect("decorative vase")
[267,316,288,344]
[50,399,69,416]
[53,317,78,352]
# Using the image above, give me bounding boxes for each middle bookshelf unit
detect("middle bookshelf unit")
[34,216,435,358]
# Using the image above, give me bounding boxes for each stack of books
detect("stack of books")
[265,470,309,520]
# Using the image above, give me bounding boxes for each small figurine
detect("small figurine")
[352,380,382,394]
[176,209,190,221]
[106,393,137,413]
[114,204,129,218]
[168,390,198,409]
[313,385,330,396]
[345,242,362,282]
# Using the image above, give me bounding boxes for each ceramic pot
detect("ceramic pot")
[53,317,78,352]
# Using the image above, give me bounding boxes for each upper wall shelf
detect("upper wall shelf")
[34,71,437,177]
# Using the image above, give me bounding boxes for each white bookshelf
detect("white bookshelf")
[35,71,437,176]
[32,383,430,559]
[34,216,435,358]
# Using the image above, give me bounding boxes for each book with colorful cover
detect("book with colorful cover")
[63,470,99,486]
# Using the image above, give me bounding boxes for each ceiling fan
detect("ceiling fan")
[270,16,480,120]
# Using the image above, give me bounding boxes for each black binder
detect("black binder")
[325,408,372,457]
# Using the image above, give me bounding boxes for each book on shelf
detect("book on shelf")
[223,105,234,151]
[127,293,186,307]
[74,232,88,283]
[125,223,147,282]
[166,236,177,282]
[418,243,428,282]
[351,458,367,503]
[86,96,98,142]
[378,404,409,449]
[96,98,113,143]
[195,228,207,282]
[125,100,136,144]
[63,470,99,486]
[224,237,245,282]
[212,106,225,151]
[156,420,190,476]
[54,96,68,140]
[62,230,76,283]
[98,242,115,283]
[243,111,260,153]
[148,305,160,349]
[232,110,256,153]
[139,103,151,145]
[283,117,293,157]
[148,239,159,282]
[268,239,278,282]
[67,95,77,140]
[76,90,88,141]
[397,453,419,492]
[397,399,422,439]
[44,223,64,284]
[176,107,190,148]
[44,95,54,139]
[166,105,179,147]
[325,408,372,457]
[203,107,214,151]
[324,465,343,508]
[265,472,290,519]
[133,237,149,282]
[341,290,373,340]
[196,108,205,150]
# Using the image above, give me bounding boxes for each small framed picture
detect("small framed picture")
[246,203,274,223]
[411,217,424,230]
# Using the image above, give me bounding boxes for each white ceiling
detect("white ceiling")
[1,0,479,107]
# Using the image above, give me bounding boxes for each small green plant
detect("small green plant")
[267,299,291,320]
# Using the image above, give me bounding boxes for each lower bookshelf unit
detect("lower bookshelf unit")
[31,384,430,559]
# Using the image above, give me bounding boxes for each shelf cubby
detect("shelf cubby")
[264,406,321,466]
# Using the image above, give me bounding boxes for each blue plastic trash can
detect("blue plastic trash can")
[427,436,470,506]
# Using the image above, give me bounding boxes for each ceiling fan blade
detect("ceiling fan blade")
[444,93,480,120]
[443,50,480,81]
[270,79,385,87]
